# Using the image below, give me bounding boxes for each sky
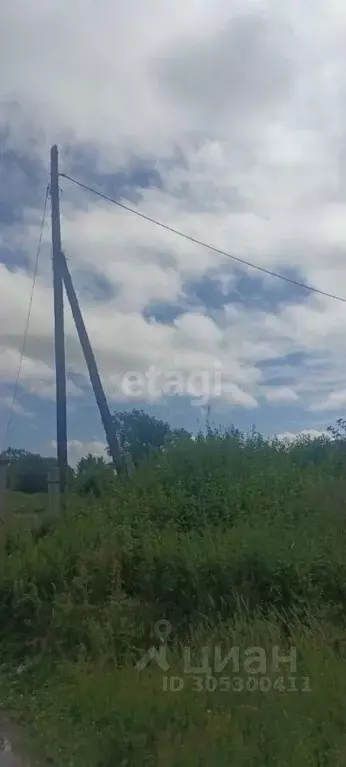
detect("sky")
[1,0,346,464]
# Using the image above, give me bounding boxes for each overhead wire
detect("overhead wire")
[0,184,49,455]
[60,171,346,305]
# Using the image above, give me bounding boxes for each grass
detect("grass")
[1,616,346,766]
[7,491,48,515]
[1,429,346,765]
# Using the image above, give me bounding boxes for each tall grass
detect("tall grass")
[1,429,346,764]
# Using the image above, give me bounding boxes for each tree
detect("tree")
[111,409,190,466]
[4,448,28,461]
[76,454,109,476]
[74,453,115,497]
[5,450,58,494]
[327,418,346,441]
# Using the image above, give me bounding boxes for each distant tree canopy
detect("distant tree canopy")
[74,453,115,497]
[111,409,190,466]
[76,454,108,475]
[327,418,346,441]
[4,449,59,494]
[7,416,344,496]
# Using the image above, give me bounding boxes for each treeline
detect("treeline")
[4,409,346,495]
[4,409,190,494]
[4,449,61,494]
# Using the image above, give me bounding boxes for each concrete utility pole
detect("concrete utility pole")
[48,466,61,516]
[50,145,68,493]
[59,251,127,477]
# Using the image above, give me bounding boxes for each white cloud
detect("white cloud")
[2,0,346,431]
[276,429,330,442]
[310,390,346,412]
[265,387,299,403]
[51,440,108,468]
[0,395,33,418]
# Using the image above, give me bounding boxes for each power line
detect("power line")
[60,171,346,305]
[1,184,49,455]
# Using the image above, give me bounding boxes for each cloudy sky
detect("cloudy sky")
[1,0,346,463]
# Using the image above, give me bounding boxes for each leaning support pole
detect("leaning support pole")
[50,145,68,494]
[59,251,127,476]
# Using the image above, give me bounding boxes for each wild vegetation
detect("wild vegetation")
[1,414,346,765]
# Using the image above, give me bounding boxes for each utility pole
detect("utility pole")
[59,251,127,477]
[50,145,68,493]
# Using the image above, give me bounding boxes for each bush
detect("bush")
[7,452,58,494]
[2,423,346,766]
[2,426,346,657]
[74,455,116,498]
